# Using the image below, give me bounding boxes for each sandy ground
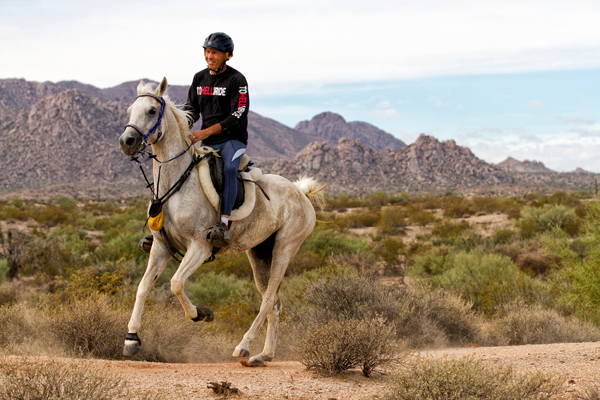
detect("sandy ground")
[27,341,600,400]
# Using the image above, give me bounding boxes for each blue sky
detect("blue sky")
[1,0,600,172]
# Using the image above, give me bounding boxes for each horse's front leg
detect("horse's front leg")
[170,243,214,322]
[123,237,171,356]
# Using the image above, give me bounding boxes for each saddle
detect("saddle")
[196,148,263,221]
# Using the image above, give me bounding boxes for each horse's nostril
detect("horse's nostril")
[126,137,135,146]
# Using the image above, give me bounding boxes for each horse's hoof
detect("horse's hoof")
[123,341,141,356]
[123,332,141,356]
[192,305,214,322]
[240,359,267,367]
[232,348,250,358]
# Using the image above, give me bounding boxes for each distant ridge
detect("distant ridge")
[295,112,405,152]
[497,157,553,173]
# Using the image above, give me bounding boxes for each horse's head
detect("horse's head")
[119,77,168,156]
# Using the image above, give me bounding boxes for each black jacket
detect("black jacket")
[183,66,249,145]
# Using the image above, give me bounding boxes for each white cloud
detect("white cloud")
[377,100,390,108]
[373,109,398,118]
[457,129,600,172]
[3,0,600,89]
[555,115,597,124]
[427,96,450,108]
[525,100,544,108]
[456,103,464,110]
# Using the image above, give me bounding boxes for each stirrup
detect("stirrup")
[206,222,230,248]
[138,235,153,253]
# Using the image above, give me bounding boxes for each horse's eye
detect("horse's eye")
[149,108,156,115]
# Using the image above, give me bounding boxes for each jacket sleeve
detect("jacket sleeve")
[182,75,201,129]
[220,75,249,133]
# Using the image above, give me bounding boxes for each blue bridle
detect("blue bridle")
[125,93,194,165]
[125,94,166,147]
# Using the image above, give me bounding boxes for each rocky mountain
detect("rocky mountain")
[262,134,511,193]
[295,112,406,152]
[0,89,139,191]
[497,157,554,173]
[1,78,597,197]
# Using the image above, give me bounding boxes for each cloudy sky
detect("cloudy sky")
[2,0,600,172]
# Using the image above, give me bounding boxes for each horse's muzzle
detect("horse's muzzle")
[119,129,143,156]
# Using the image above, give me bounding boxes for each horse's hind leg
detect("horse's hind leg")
[234,232,299,365]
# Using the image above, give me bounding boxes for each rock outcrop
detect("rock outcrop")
[497,157,554,173]
[263,134,511,193]
[295,112,405,152]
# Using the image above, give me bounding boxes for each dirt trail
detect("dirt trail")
[44,341,600,399]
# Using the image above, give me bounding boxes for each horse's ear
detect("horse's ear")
[137,80,146,95]
[156,77,168,97]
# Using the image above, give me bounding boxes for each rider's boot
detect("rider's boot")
[206,222,230,247]
[138,235,153,253]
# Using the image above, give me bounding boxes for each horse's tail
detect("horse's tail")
[294,176,326,210]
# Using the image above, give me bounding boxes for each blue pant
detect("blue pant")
[205,140,246,217]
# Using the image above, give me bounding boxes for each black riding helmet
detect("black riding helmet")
[203,32,234,55]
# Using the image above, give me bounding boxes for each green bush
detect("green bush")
[431,219,472,239]
[382,356,562,400]
[333,210,380,230]
[377,206,407,235]
[188,272,247,307]
[542,201,600,324]
[443,196,476,218]
[301,229,370,260]
[0,259,7,285]
[492,228,515,244]
[516,204,579,238]
[408,209,437,227]
[414,251,545,317]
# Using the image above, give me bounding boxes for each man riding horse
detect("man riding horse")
[141,32,248,251]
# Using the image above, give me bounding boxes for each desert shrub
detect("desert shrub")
[298,317,397,377]
[408,208,437,227]
[286,250,322,275]
[0,260,6,285]
[45,294,127,359]
[492,228,515,244]
[50,226,96,256]
[415,252,545,317]
[443,196,476,218]
[333,251,380,275]
[515,241,551,276]
[485,301,600,346]
[188,271,247,307]
[301,229,370,260]
[369,190,390,207]
[0,357,155,400]
[0,303,36,352]
[333,210,380,230]
[137,304,234,363]
[431,219,472,239]
[0,228,30,280]
[198,252,253,278]
[542,202,600,324]
[19,237,80,281]
[516,204,579,238]
[301,274,481,348]
[411,247,451,276]
[390,192,410,205]
[377,206,408,234]
[373,237,405,274]
[59,257,134,300]
[382,356,563,400]
[575,386,600,400]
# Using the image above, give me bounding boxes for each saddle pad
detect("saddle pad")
[197,154,262,221]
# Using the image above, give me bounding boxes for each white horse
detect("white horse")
[118,78,322,366]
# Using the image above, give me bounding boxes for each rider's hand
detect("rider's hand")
[191,129,210,144]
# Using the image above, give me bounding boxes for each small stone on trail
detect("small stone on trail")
[568,379,576,384]
[286,374,294,381]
